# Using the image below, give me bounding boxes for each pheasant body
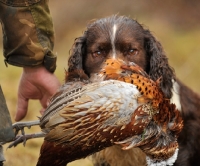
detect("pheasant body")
[37,58,183,166]
[37,80,154,165]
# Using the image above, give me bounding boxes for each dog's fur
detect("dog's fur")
[66,15,200,166]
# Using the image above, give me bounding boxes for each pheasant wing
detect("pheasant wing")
[42,80,143,145]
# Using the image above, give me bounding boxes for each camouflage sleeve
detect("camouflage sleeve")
[0,0,56,73]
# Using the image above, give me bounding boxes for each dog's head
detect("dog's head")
[67,15,175,98]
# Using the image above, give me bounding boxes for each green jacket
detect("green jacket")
[0,0,56,73]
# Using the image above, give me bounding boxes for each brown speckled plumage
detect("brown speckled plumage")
[37,58,183,166]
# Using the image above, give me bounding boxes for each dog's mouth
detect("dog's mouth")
[89,58,148,82]
[101,58,132,77]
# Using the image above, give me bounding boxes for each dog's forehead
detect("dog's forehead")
[88,16,140,32]
[87,16,144,43]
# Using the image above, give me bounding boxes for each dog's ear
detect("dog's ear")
[66,33,89,82]
[144,30,175,98]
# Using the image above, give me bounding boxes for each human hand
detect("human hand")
[15,66,61,121]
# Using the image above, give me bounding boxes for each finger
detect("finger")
[39,108,46,115]
[15,96,29,121]
[39,95,51,115]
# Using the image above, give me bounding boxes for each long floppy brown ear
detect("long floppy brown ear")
[66,33,89,82]
[144,29,175,98]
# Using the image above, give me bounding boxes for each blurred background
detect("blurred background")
[0,0,200,166]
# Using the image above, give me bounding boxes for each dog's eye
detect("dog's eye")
[92,51,105,58]
[128,49,138,56]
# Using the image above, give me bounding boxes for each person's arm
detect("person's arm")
[0,0,61,121]
[0,0,57,72]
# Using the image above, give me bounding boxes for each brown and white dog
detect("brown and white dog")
[66,15,200,166]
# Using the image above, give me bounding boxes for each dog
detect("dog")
[66,15,200,166]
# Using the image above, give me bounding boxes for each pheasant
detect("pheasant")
[92,58,184,165]
[8,58,183,166]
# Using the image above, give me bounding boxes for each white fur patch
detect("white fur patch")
[170,80,182,112]
[146,148,179,166]
[111,24,117,58]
